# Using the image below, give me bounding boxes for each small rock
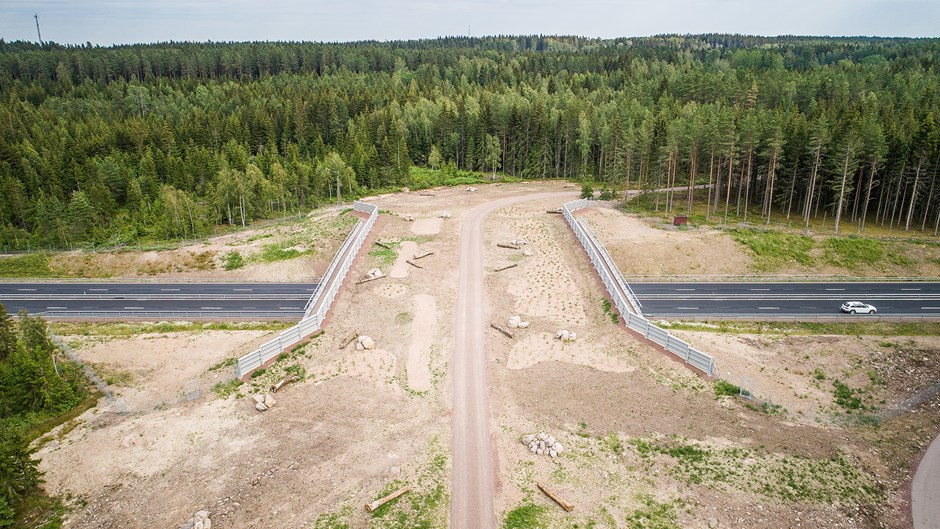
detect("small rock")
[252,395,264,404]
[530,444,537,453]
[708,517,718,528]
[538,432,548,441]
[553,443,564,454]
[522,434,535,445]
[358,336,375,349]
[517,321,530,329]
[204,520,212,529]
[255,402,268,412]
[545,435,556,446]
[263,394,276,408]
[536,448,544,455]
[523,249,533,256]
[195,510,209,520]
[549,449,558,458]
[356,342,364,351]
[194,521,204,529]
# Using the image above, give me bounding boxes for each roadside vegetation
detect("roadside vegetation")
[0,307,90,527]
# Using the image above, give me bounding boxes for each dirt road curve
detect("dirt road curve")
[913,432,940,529]
[451,192,575,529]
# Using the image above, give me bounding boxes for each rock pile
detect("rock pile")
[556,330,577,342]
[522,432,565,458]
[252,393,277,412]
[467,187,478,192]
[364,268,384,280]
[355,335,375,351]
[179,510,212,529]
[507,315,530,329]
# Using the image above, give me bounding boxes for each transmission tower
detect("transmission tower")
[34,14,43,46]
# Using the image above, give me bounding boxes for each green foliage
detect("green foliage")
[0,308,87,526]
[580,182,595,199]
[713,380,742,397]
[223,251,245,270]
[729,228,815,270]
[0,255,55,278]
[212,379,243,399]
[409,167,488,189]
[601,299,619,324]
[370,243,398,265]
[624,495,681,529]
[833,380,863,411]
[503,503,547,529]
[257,242,306,263]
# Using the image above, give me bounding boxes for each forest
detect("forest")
[0,35,939,250]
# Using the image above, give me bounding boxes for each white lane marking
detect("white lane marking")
[750,288,770,291]
[902,288,922,291]
[675,288,696,291]
[758,307,780,310]
[17,288,36,291]
[676,307,699,310]
[201,307,222,310]
[278,307,301,310]
[123,306,144,310]
[825,288,845,291]
[922,307,940,310]
[46,306,67,309]
[88,288,108,292]
[244,306,256,309]
[160,288,180,292]
[233,288,253,291]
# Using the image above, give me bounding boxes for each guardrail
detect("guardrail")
[0,294,312,301]
[563,199,715,377]
[646,313,940,321]
[235,201,378,379]
[40,310,300,319]
[629,275,940,283]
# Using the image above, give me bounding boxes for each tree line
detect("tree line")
[1,35,939,249]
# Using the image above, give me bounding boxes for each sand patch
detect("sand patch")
[373,283,408,298]
[390,241,419,278]
[411,217,443,235]
[406,294,436,392]
[507,332,636,373]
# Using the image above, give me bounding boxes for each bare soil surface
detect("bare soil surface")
[32,183,940,529]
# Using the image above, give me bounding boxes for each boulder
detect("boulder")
[522,434,535,445]
[538,432,548,441]
[263,394,276,408]
[536,448,544,455]
[545,435,556,446]
[517,322,530,329]
[356,342,364,351]
[523,249,533,257]
[553,443,564,454]
[252,394,264,404]
[255,402,268,412]
[549,449,558,458]
[358,336,375,350]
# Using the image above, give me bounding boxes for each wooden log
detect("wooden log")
[406,259,423,269]
[494,263,518,272]
[497,243,521,250]
[270,374,300,393]
[365,486,411,513]
[356,275,386,285]
[419,192,436,196]
[340,330,359,349]
[537,482,574,512]
[413,251,434,260]
[546,209,563,214]
[374,241,392,249]
[490,323,515,339]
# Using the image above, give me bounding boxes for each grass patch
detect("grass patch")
[713,380,742,397]
[395,312,414,325]
[658,320,940,337]
[833,380,864,411]
[628,437,880,504]
[624,495,682,529]
[212,378,243,399]
[0,253,56,278]
[208,357,238,372]
[409,166,490,190]
[370,243,398,266]
[53,320,292,337]
[12,490,67,529]
[822,237,885,267]
[257,242,306,263]
[728,228,815,270]
[223,250,245,270]
[504,502,548,529]
[745,401,787,416]
[601,299,619,324]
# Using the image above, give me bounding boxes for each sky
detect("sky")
[0,0,938,45]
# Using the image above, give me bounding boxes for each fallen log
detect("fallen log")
[419,192,436,196]
[537,482,574,512]
[340,330,359,349]
[270,374,300,393]
[491,323,515,339]
[546,209,563,214]
[497,243,521,250]
[494,263,518,272]
[356,275,386,285]
[406,259,423,269]
[365,486,411,513]
[374,241,392,249]
[413,251,434,260]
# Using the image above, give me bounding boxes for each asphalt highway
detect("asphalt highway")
[0,282,318,318]
[631,281,940,318]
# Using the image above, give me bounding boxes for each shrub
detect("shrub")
[580,182,595,199]
[713,380,742,397]
[223,251,244,270]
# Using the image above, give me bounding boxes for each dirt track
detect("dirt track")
[913,433,940,529]
[450,192,575,529]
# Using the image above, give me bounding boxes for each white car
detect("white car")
[840,301,877,315]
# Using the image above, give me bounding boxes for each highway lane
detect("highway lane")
[631,282,940,317]
[0,282,318,318]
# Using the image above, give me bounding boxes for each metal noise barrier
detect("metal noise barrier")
[562,199,715,377]
[235,201,378,379]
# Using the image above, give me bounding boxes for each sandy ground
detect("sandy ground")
[31,182,940,529]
